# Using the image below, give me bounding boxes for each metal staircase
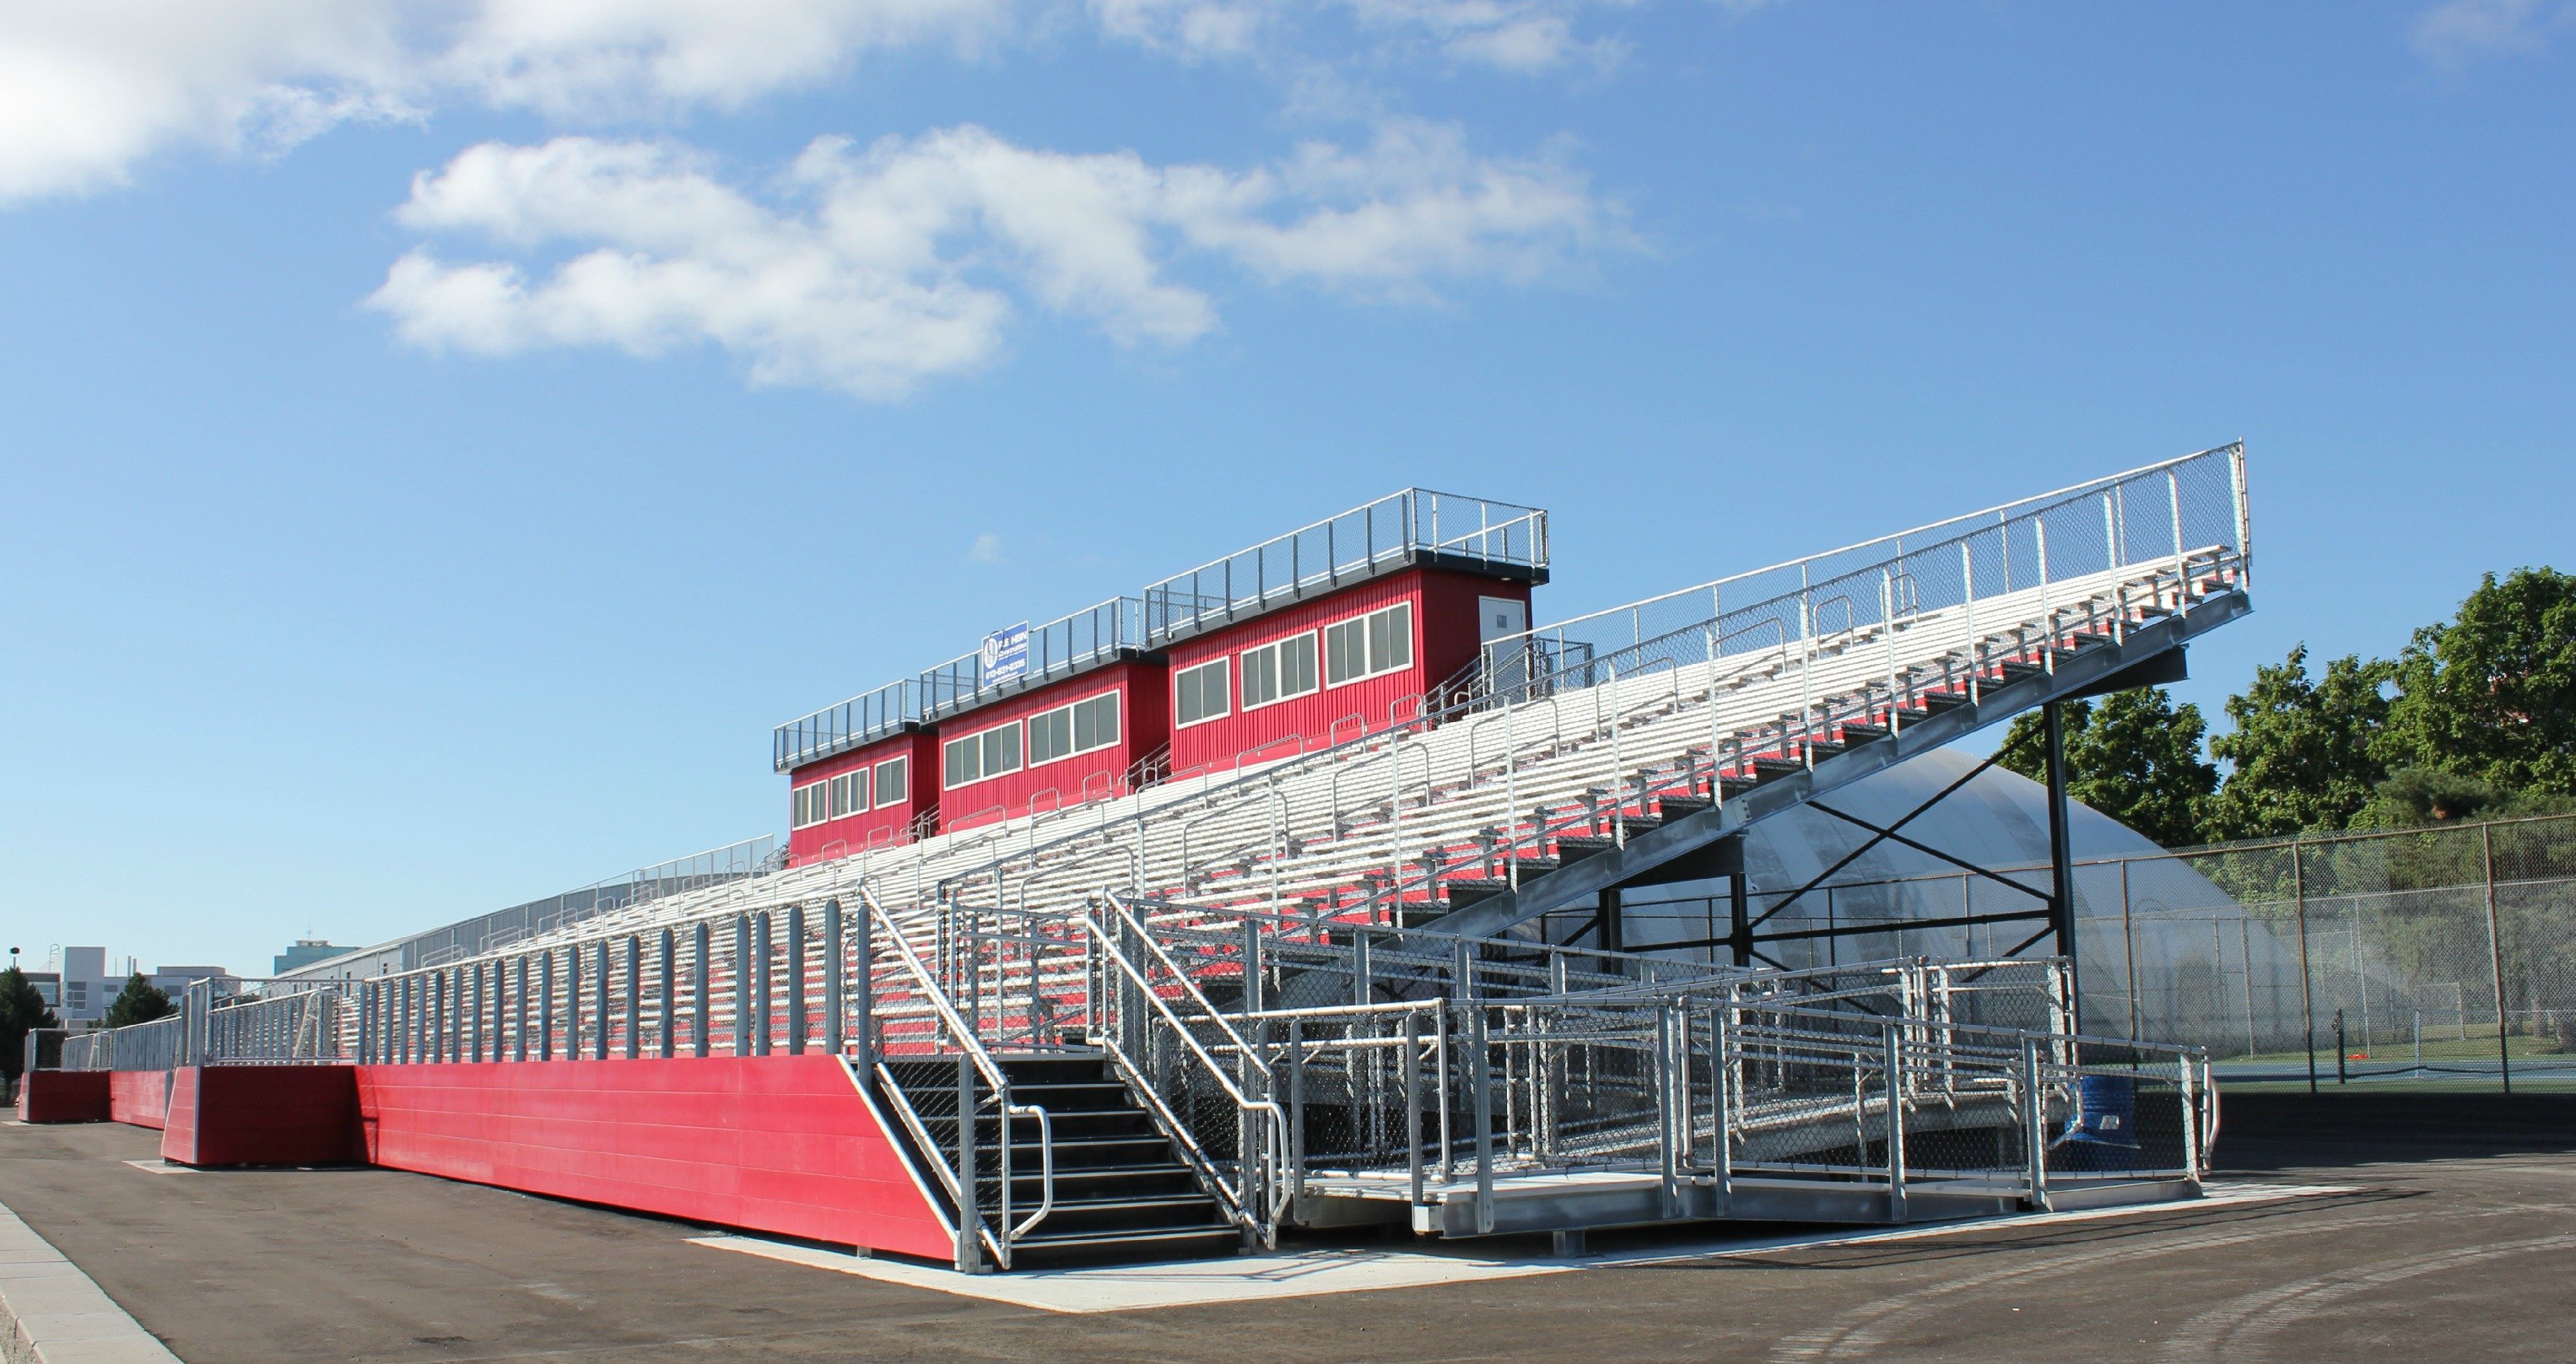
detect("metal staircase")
[879,1054,1238,1270]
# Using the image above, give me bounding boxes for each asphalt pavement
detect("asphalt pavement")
[3,1115,2573,1362]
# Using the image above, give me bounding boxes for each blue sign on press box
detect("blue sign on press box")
[980,622,1029,684]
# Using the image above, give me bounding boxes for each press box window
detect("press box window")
[873,756,909,806]
[828,769,869,819]
[1175,658,1230,726]
[791,781,832,829]
[944,721,1023,788]
[1029,692,1122,766]
[1325,602,1413,687]
[1240,633,1320,709]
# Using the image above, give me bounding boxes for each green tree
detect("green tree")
[2377,567,2576,796]
[1997,687,2218,849]
[0,967,62,1082]
[2204,645,2393,840]
[102,973,173,1029]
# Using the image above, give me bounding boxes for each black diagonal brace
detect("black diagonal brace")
[1804,801,2054,901]
[1745,735,2030,932]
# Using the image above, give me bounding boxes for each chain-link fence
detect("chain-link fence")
[1739,813,2576,1089]
[2107,815,2576,1088]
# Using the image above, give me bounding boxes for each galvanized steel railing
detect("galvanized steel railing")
[1142,488,1547,646]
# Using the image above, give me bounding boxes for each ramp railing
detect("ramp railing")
[1215,991,2208,1232]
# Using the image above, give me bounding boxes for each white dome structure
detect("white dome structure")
[1616,747,2303,1044]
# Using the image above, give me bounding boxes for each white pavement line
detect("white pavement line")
[0,1200,183,1364]
[690,1186,2350,1316]
[1592,1182,2356,1270]
[116,1164,192,1178]
[688,1237,1575,1314]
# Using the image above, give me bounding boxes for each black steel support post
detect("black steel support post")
[2042,700,2081,1036]
[1725,837,1752,968]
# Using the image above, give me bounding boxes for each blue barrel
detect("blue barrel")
[2053,1075,2141,1171]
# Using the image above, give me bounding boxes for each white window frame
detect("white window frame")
[791,779,832,830]
[827,768,870,821]
[872,755,910,806]
[1026,689,1123,768]
[1325,601,1414,688]
[943,719,1026,790]
[1239,632,1321,712]
[1174,657,1231,729]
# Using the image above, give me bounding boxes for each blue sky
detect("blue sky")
[2,2,2570,975]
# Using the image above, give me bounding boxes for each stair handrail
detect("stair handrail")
[854,885,1056,1264]
[1080,892,1291,1241]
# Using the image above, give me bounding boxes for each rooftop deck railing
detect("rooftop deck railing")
[773,680,921,773]
[920,596,1148,724]
[1142,488,1547,647]
[775,488,1547,770]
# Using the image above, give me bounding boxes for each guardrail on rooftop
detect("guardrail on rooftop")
[921,596,1148,724]
[1142,488,1547,647]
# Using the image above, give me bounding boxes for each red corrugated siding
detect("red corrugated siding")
[354,1056,950,1259]
[15,1069,109,1123]
[789,730,940,865]
[160,1066,364,1167]
[1167,569,1530,778]
[109,1070,168,1129]
[935,660,1170,832]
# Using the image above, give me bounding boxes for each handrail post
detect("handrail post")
[823,898,844,1057]
[956,1054,983,1274]
[1884,1022,1907,1223]
[1655,1000,1677,1215]
[692,922,711,1059]
[728,915,749,1057]
[854,897,875,1076]
[1404,1009,1424,1207]
[787,904,808,1056]
[2020,1036,2050,1211]
[2176,1051,2201,1183]
[1713,1004,1732,1215]
[1472,1005,1494,1236]
[657,928,676,1059]
[1288,1018,1307,1210]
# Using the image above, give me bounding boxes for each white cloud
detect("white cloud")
[1090,0,1635,70]
[0,0,1752,202]
[0,0,1005,203]
[968,532,1007,563]
[2411,0,2570,70]
[366,121,1628,397]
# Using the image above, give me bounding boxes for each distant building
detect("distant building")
[19,971,61,1011]
[57,947,110,1026]
[149,966,240,999]
[273,940,347,975]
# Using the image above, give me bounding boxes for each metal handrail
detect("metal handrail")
[855,885,1056,1259]
[1079,893,1290,1236]
[1471,444,2236,672]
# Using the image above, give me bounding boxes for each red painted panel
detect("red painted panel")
[160,1066,364,1167]
[109,1070,168,1129]
[354,1056,951,1259]
[1166,569,1531,778]
[788,729,941,865]
[15,1070,109,1124]
[933,660,1170,833]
